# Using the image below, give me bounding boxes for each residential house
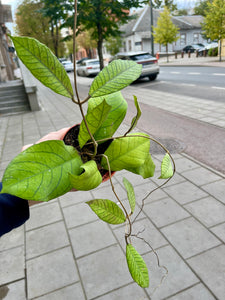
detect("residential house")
[0,1,14,82]
[119,6,207,54]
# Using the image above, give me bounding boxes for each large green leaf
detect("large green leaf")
[159,153,173,179]
[78,99,111,148]
[126,244,149,288]
[129,153,155,179]
[88,91,127,140]
[89,60,142,98]
[86,199,126,224]
[125,95,141,135]
[1,141,82,201]
[10,36,73,98]
[101,133,150,171]
[69,160,102,191]
[123,178,135,214]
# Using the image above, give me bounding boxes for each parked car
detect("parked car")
[111,51,160,81]
[197,42,218,56]
[76,57,89,65]
[76,59,100,77]
[182,44,202,53]
[62,61,74,72]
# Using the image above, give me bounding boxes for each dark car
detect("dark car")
[182,44,201,53]
[111,51,160,81]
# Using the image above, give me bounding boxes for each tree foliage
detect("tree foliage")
[194,0,213,16]
[76,29,97,58]
[201,0,225,61]
[65,0,145,70]
[153,0,177,11]
[105,35,123,56]
[153,6,179,62]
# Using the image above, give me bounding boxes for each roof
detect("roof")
[121,6,204,37]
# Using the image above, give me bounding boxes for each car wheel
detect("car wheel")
[149,74,157,81]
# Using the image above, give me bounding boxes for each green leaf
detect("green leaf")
[1,141,82,201]
[10,36,73,98]
[86,199,126,224]
[88,91,127,140]
[129,153,155,179]
[69,160,102,191]
[159,153,173,179]
[101,133,150,172]
[78,99,111,148]
[126,244,149,288]
[123,178,135,214]
[126,95,141,134]
[89,60,142,98]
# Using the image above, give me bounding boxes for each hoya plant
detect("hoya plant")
[1,1,175,289]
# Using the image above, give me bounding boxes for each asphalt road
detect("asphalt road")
[133,66,225,103]
[69,70,225,174]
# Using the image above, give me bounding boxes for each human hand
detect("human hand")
[21,127,70,152]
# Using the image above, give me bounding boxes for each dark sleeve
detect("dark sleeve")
[0,182,29,237]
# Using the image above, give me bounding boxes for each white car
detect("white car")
[77,59,100,77]
[111,51,160,81]
[62,61,74,72]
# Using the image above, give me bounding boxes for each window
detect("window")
[123,41,126,52]
[180,34,186,46]
[193,33,199,44]
[135,41,142,46]
[128,40,132,51]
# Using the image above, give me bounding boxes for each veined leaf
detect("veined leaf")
[123,178,135,214]
[101,133,150,171]
[159,153,173,179]
[126,95,141,134]
[89,60,142,98]
[10,36,73,98]
[88,91,128,140]
[129,153,155,179]
[69,161,102,191]
[78,99,111,148]
[126,244,149,288]
[86,199,126,224]
[1,141,82,201]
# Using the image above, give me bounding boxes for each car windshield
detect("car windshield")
[129,54,153,61]
[88,61,99,65]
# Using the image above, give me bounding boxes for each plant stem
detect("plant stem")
[73,0,98,156]
[101,154,132,244]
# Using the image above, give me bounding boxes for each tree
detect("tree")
[65,0,146,70]
[201,0,225,61]
[153,0,177,12]
[194,0,213,16]
[153,6,179,62]
[40,0,73,57]
[76,29,97,59]
[105,35,123,56]
[15,0,52,48]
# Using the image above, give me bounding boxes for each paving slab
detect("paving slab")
[184,196,225,227]
[188,245,225,300]
[161,217,221,259]
[26,247,79,299]
[167,283,215,300]
[144,245,199,300]
[144,197,190,228]
[0,280,26,300]
[210,222,225,243]
[77,244,132,299]
[201,179,225,204]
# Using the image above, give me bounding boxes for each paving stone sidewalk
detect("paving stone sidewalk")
[0,66,225,299]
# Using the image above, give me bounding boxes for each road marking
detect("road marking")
[212,86,225,90]
[188,72,201,75]
[170,71,180,74]
[212,73,225,76]
[180,83,196,87]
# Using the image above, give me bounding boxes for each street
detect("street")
[69,66,225,174]
[134,66,225,103]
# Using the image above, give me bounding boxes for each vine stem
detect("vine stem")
[72,0,98,156]
[101,154,132,245]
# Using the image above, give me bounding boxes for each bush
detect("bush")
[208,47,218,56]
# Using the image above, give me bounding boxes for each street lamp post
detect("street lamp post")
[150,0,154,56]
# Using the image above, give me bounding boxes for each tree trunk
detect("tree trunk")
[55,22,59,58]
[166,44,169,63]
[97,39,104,70]
[219,39,222,62]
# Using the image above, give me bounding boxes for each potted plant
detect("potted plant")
[1,1,175,289]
